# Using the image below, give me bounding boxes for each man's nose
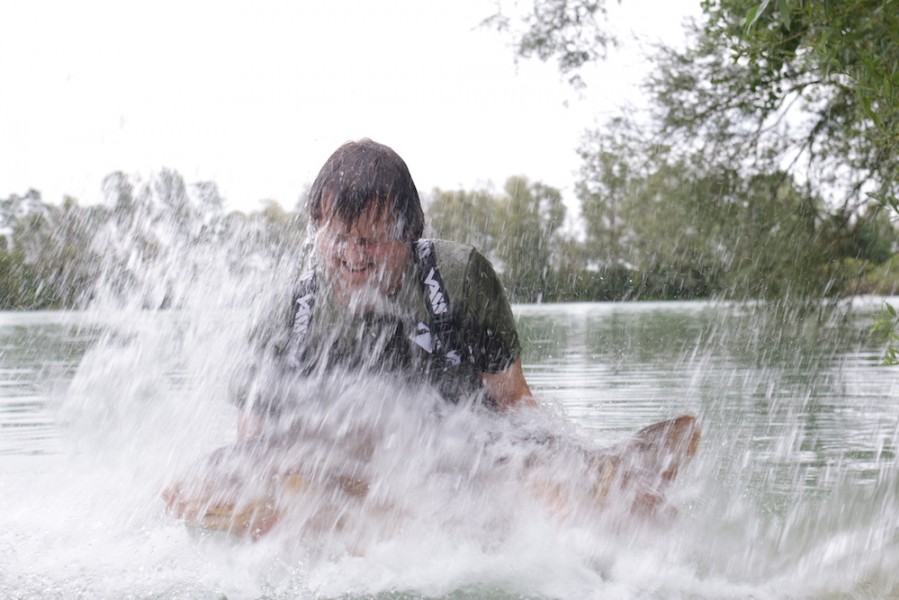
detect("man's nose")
[340,239,369,263]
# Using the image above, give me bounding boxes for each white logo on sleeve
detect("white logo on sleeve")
[410,322,434,353]
[423,268,448,315]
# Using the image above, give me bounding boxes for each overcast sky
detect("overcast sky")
[0,0,698,215]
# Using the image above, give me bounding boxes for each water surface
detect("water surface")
[1,299,897,599]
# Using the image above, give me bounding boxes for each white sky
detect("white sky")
[0,0,698,215]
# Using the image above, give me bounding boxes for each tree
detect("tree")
[0,172,318,310]
[650,0,898,214]
[484,0,617,87]
[426,188,500,256]
[494,176,566,301]
[492,0,899,310]
[576,117,646,267]
[495,0,899,213]
[571,110,885,301]
[624,157,741,299]
[20,197,107,308]
[0,190,59,308]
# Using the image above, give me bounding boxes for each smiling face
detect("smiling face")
[306,139,424,312]
[315,204,412,312]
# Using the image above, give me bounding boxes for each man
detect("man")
[234,138,536,439]
[164,139,700,539]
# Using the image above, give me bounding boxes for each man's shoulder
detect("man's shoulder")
[420,238,500,300]
[428,238,478,265]
[423,238,483,283]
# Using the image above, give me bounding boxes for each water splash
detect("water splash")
[3,173,898,598]
[16,172,657,598]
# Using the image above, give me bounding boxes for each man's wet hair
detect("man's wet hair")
[307,139,425,241]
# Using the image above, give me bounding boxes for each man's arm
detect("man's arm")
[481,358,537,410]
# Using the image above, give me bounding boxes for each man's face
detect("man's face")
[315,205,412,311]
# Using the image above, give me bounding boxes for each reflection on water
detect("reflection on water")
[0,312,98,456]
[1,299,898,599]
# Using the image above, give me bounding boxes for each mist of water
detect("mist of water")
[2,172,898,599]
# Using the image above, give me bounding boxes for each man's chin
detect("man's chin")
[336,282,384,313]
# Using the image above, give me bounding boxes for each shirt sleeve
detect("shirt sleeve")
[459,248,521,373]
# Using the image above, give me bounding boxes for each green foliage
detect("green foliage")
[0,163,895,309]
[495,176,566,301]
[644,0,899,215]
[872,302,899,366]
[576,117,641,265]
[572,111,899,301]
[0,190,64,309]
[484,0,899,318]
[429,177,567,302]
[240,199,309,264]
[427,188,499,256]
[495,0,899,213]
[856,253,899,295]
[713,0,897,209]
[0,172,307,311]
[483,0,616,87]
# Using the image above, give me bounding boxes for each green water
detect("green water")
[0,299,897,599]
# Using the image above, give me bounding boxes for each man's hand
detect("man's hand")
[161,441,306,539]
[161,437,373,541]
[481,358,537,410]
[162,478,290,539]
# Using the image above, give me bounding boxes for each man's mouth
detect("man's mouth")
[341,262,376,283]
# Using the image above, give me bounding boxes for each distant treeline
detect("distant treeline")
[2,166,898,310]
[427,172,898,303]
[0,172,307,310]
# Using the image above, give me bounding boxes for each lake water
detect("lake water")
[1,299,897,599]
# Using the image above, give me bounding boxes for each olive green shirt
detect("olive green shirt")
[236,239,520,414]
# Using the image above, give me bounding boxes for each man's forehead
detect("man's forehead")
[321,206,395,231]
